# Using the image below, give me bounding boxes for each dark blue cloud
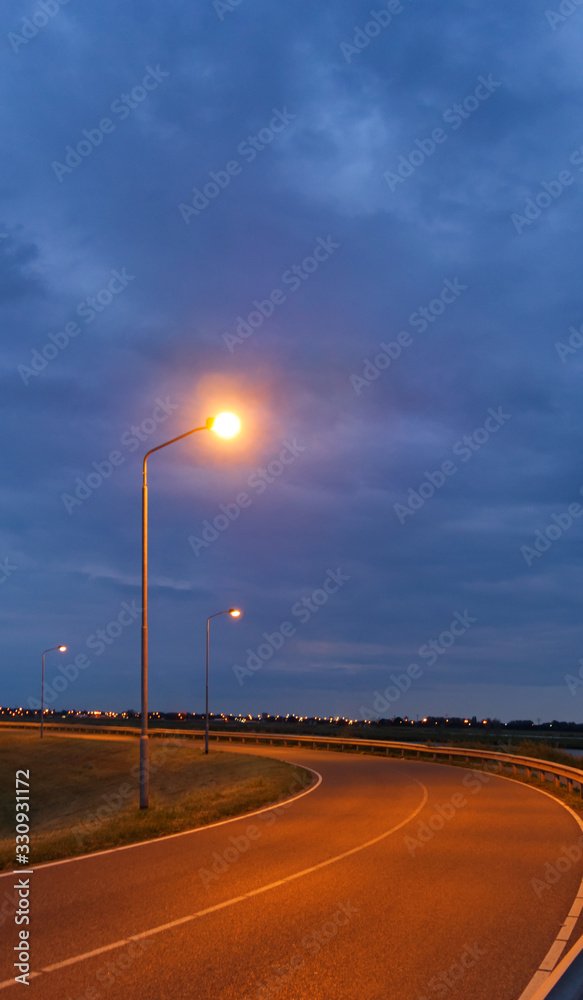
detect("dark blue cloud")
[2,0,583,721]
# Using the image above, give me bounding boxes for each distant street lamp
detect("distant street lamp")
[205,609,241,755]
[40,645,67,739]
[140,412,241,808]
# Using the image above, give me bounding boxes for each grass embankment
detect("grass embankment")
[0,732,312,870]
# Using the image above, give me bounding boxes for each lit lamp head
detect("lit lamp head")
[229,609,242,618]
[58,645,67,652]
[207,412,241,439]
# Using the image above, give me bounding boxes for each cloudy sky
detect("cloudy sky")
[2,0,583,722]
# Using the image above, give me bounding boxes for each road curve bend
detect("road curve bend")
[1,747,583,1000]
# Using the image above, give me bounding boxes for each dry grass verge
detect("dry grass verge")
[0,732,312,869]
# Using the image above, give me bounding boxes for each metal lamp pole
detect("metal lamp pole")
[40,645,67,739]
[205,609,241,754]
[141,420,211,809]
[140,411,241,808]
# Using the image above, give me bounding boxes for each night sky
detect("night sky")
[2,0,583,721]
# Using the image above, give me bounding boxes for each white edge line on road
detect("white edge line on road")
[0,778,429,989]
[392,760,583,1000]
[395,761,583,1000]
[0,762,323,879]
[481,773,583,1000]
[4,742,583,995]
[526,923,583,1000]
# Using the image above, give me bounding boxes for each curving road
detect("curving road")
[1,746,583,1000]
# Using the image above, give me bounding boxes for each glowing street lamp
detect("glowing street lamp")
[210,412,241,439]
[140,413,241,808]
[40,646,67,739]
[205,609,242,755]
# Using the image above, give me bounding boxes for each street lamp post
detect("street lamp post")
[205,609,241,754]
[140,411,241,809]
[40,645,67,739]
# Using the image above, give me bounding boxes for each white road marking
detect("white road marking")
[4,740,583,996]
[508,774,583,1000]
[0,779,429,990]
[0,765,322,879]
[528,926,583,1000]
[519,971,549,999]
[540,940,567,971]
[557,915,578,940]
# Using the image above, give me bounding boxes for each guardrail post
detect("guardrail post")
[5,724,583,804]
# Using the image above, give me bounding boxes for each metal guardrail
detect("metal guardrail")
[3,720,583,793]
[3,720,583,998]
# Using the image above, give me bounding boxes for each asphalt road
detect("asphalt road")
[2,746,583,1000]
